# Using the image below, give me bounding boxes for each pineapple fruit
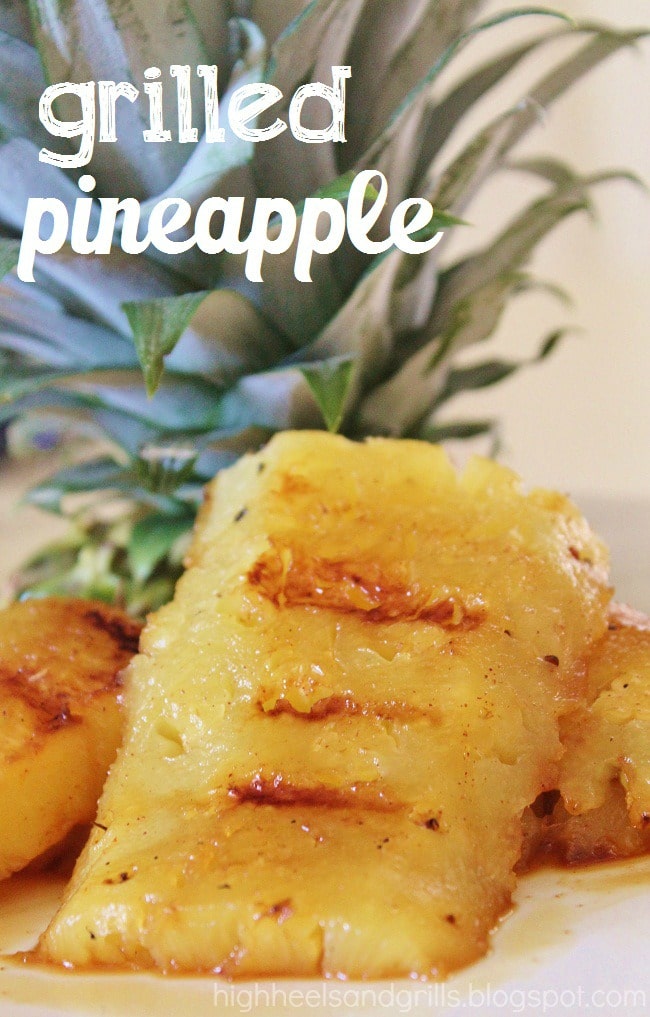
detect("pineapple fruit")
[38,432,612,978]
[0,598,140,880]
[521,605,650,865]
[560,604,650,831]
[0,0,646,980]
[0,2,646,611]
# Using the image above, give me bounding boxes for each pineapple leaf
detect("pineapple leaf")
[428,166,636,359]
[127,511,193,584]
[9,517,184,611]
[133,446,199,497]
[299,357,355,433]
[0,328,134,369]
[511,275,573,307]
[293,170,379,215]
[252,0,350,207]
[0,1,33,42]
[360,8,572,195]
[538,328,567,360]
[138,19,265,217]
[301,205,464,425]
[220,223,344,349]
[0,363,78,402]
[0,371,226,433]
[244,1,313,53]
[251,8,579,344]
[166,289,291,377]
[0,331,71,368]
[0,286,139,367]
[0,29,46,143]
[184,0,231,68]
[32,246,183,335]
[306,243,406,398]
[409,22,649,238]
[356,164,608,436]
[124,287,291,394]
[25,457,131,513]
[220,169,382,347]
[422,419,496,442]
[433,328,572,408]
[148,170,378,367]
[494,24,650,164]
[507,156,646,194]
[0,390,162,454]
[75,405,160,456]
[220,176,413,360]
[26,456,193,515]
[66,376,225,432]
[218,367,322,433]
[123,293,209,396]
[0,239,20,280]
[134,19,269,289]
[406,30,568,196]
[441,360,521,397]
[344,0,486,156]
[0,138,99,236]
[266,0,349,90]
[28,0,209,197]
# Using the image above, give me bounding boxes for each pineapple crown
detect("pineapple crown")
[0,1,646,611]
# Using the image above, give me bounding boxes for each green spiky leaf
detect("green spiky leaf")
[299,357,355,433]
[123,293,209,396]
[422,419,496,442]
[127,512,193,583]
[28,0,210,197]
[0,238,20,280]
[433,329,572,408]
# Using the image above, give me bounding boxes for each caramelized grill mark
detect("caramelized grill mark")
[0,664,100,726]
[260,694,442,724]
[248,543,484,628]
[228,774,400,812]
[0,601,141,732]
[82,609,141,656]
[531,789,562,819]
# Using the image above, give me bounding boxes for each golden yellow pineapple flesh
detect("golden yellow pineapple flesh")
[560,604,650,827]
[522,605,650,865]
[0,598,141,881]
[37,432,612,978]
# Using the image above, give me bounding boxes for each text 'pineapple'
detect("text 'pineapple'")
[17,171,445,283]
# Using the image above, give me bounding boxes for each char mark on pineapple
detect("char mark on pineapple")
[228,774,400,813]
[1,663,100,732]
[260,694,443,724]
[530,789,562,819]
[82,608,141,656]
[248,543,484,629]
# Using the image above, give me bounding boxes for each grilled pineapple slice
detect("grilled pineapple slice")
[38,433,611,978]
[0,598,140,880]
[522,605,650,865]
[560,604,650,828]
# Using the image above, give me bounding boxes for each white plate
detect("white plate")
[1,860,649,1017]
[0,486,649,1017]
